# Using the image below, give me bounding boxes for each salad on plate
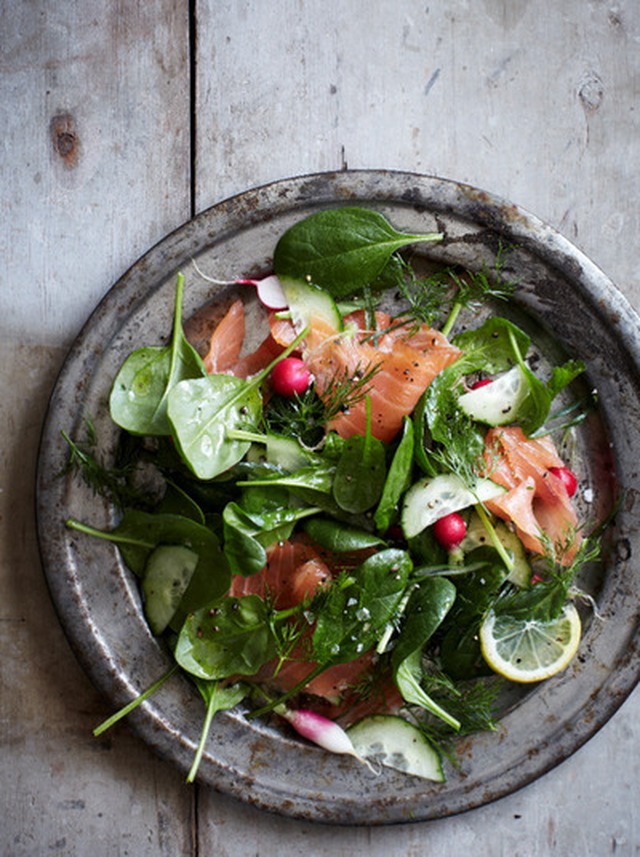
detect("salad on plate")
[63,206,604,783]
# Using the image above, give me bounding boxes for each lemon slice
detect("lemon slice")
[479,603,581,683]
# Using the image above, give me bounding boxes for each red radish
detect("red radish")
[433,512,467,551]
[270,357,311,397]
[277,707,377,772]
[237,274,288,310]
[549,466,578,497]
[470,378,493,390]
[190,259,289,310]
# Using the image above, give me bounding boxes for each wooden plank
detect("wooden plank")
[194,1,640,852]
[194,0,640,305]
[0,0,192,347]
[0,2,194,855]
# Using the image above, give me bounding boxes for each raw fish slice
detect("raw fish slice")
[202,299,245,374]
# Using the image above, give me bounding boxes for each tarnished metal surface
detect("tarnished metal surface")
[36,171,640,824]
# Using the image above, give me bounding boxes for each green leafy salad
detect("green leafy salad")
[64,207,602,783]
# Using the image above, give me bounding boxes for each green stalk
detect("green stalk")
[474,502,514,572]
[441,301,463,338]
[186,685,218,783]
[65,517,155,550]
[246,661,328,719]
[93,664,179,736]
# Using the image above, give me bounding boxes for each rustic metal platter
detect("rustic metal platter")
[36,171,640,824]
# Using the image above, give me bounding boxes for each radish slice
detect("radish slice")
[238,275,288,310]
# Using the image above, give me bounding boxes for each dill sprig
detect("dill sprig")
[263,361,383,446]
[60,414,143,511]
[441,245,518,336]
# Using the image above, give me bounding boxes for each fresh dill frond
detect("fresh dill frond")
[394,260,453,329]
[263,361,383,446]
[414,675,502,760]
[441,244,518,336]
[59,414,144,511]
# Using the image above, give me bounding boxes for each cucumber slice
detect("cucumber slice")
[458,365,529,426]
[265,434,314,472]
[143,544,199,635]
[280,276,343,333]
[460,512,532,587]
[347,715,444,782]
[401,473,505,539]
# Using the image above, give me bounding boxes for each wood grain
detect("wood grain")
[2,0,639,854]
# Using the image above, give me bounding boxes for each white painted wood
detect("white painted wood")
[0,2,194,855]
[2,0,640,853]
[195,0,640,307]
[195,1,640,852]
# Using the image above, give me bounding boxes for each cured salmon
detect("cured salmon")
[484,426,581,562]
[202,299,245,374]
[201,300,286,380]
[303,312,461,443]
[229,538,401,719]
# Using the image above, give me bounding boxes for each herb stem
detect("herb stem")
[246,661,328,718]
[441,301,462,338]
[93,664,179,736]
[65,517,156,550]
[186,683,218,783]
[474,503,514,572]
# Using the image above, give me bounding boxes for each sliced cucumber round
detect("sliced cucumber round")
[347,715,444,782]
[460,512,532,587]
[280,276,343,333]
[143,544,199,635]
[458,365,529,426]
[401,473,505,539]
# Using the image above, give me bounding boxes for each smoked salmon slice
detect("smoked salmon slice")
[202,299,245,374]
[304,314,461,443]
[484,426,581,562]
[229,539,400,717]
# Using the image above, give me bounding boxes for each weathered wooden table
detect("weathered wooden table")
[3,2,639,854]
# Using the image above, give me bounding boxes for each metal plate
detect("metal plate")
[36,171,640,825]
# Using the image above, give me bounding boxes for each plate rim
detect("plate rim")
[36,169,640,825]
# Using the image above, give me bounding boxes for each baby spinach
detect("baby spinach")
[374,416,414,532]
[332,400,387,513]
[187,679,250,783]
[273,207,443,299]
[394,650,461,730]
[110,273,207,436]
[66,510,231,629]
[505,327,586,436]
[302,517,385,553]
[168,328,308,480]
[222,501,319,576]
[312,548,413,665]
[391,576,457,669]
[175,595,278,681]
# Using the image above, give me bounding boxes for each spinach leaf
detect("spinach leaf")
[374,416,414,532]
[110,273,206,436]
[66,511,231,628]
[168,328,308,480]
[332,401,387,513]
[273,207,442,300]
[394,650,461,730]
[187,678,250,782]
[168,374,263,480]
[222,501,319,576]
[438,546,507,679]
[451,316,530,376]
[508,334,586,436]
[391,576,457,669]
[312,548,412,664]
[175,595,278,680]
[303,517,385,553]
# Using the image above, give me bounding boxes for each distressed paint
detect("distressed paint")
[2,0,640,853]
